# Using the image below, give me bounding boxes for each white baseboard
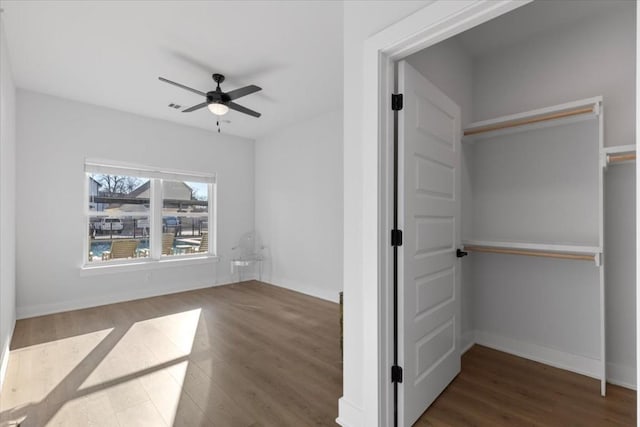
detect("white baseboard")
[16,276,237,319]
[336,397,363,427]
[474,330,601,379]
[16,274,340,319]
[460,330,475,354]
[607,362,637,390]
[261,276,340,303]
[468,330,636,390]
[0,318,15,391]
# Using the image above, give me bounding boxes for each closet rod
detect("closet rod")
[463,245,595,262]
[607,153,636,163]
[463,106,594,136]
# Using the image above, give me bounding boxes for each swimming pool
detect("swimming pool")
[90,239,198,258]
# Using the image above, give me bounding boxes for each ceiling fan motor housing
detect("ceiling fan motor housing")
[208,74,229,105]
[206,91,230,105]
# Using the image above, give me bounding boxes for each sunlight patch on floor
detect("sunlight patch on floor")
[0,328,113,411]
[0,309,202,426]
[77,309,202,426]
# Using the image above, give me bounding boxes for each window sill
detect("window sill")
[80,255,219,276]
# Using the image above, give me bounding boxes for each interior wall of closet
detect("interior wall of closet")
[407,0,636,389]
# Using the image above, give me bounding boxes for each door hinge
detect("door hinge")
[391,365,403,383]
[456,248,468,258]
[392,93,403,111]
[391,229,403,247]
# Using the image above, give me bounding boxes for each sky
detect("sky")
[90,174,209,200]
[186,181,208,200]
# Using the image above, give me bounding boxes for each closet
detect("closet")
[397,1,636,424]
[462,96,605,393]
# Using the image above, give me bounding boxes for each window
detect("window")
[85,161,215,266]
[161,180,210,257]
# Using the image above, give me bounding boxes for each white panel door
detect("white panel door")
[398,60,461,426]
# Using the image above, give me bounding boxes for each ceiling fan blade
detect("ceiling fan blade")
[158,77,206,96]
[182,102,208,113]
[225,85,262,101]
[228,101,261,118]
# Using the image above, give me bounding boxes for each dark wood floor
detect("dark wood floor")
[0,281,342,426]
[0,281,635,426]
[417,345,636,426]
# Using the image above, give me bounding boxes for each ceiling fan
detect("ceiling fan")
[159,73,261,118]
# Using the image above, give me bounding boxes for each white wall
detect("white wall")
[255,109,343,302]
[0,16,17,388]
[15,90,255,318]
[473,2,635,149]
[471,2,636,388]
[605,163,635,386]
[341,1,432,425]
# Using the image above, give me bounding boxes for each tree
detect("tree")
[93,174,143,195]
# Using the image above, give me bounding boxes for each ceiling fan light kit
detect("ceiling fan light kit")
[208,102,229,116]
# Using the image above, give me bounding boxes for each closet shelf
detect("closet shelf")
[461,240,600,263]
[463,97,602,141]
[602,144,636,165]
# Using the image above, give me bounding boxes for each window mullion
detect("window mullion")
[210,182,216,256]
[84,173,91,264]
[150,178,163,259]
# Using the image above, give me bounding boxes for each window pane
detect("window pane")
[88,215,149,263]
[162,180,209,256]
[88,174,150,215]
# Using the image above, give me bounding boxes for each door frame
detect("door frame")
[361,1,532,425]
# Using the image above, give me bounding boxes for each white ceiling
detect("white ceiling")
[456,0,619,58]
[0,1,343,140]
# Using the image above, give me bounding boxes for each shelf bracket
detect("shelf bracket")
[594,252,602,267]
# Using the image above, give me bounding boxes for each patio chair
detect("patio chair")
[162,232,175,255]
[196,232,208,253]
[101,239,139,261]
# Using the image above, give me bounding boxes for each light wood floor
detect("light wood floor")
[417,345,636,426]
[1,281,635,426]
[0,281,342,426]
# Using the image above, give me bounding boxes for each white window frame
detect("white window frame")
[82,159,217,270]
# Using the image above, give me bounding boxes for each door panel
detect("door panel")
[398,60,462,427]
[416,268,454,315]
[416,156,455,199]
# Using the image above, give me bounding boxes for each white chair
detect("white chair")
[230,232,264,282]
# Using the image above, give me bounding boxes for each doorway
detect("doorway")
[383,1,635,425]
